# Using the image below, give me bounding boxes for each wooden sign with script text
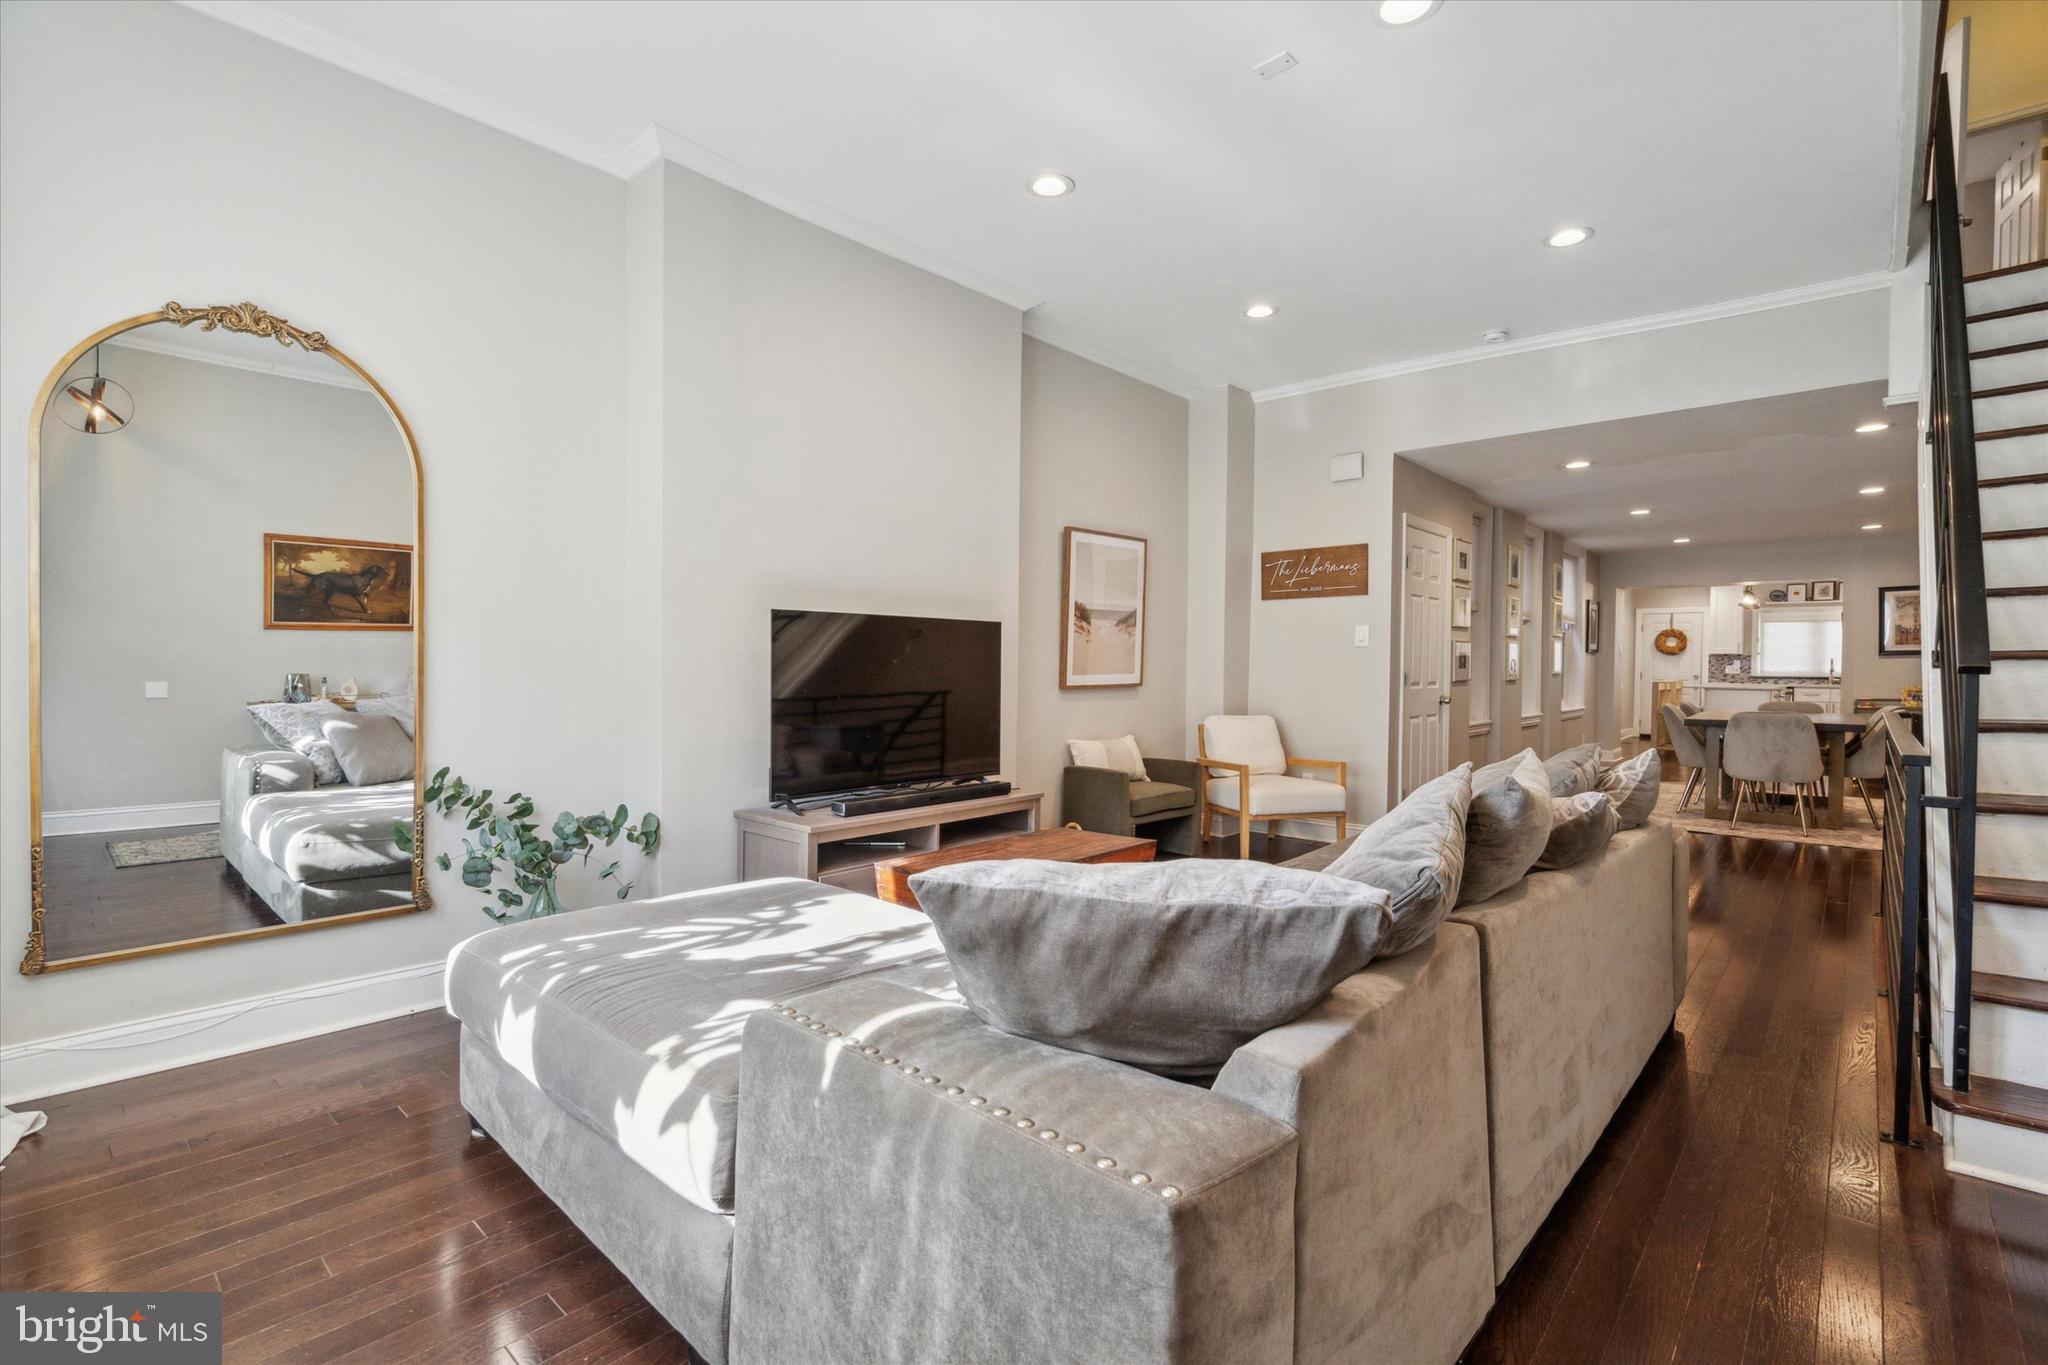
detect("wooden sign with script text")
[1261,544,1368,600]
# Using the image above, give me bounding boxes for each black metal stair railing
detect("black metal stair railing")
[1880,710,1931,1143]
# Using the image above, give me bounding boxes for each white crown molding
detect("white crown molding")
[106,331,369,391]
[1251,272,1894,404]
[0,959,444,1104]
[43,799,221,838]
[1021,318,1202,401]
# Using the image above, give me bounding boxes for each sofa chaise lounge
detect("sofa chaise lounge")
[445,816,1687,1363]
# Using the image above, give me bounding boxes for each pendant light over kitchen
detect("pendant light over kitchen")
[1739,584,1759,609]
[58,345,132,435]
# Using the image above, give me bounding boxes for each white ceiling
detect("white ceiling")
[1402,382,1917,553]
[190,0,1918,395]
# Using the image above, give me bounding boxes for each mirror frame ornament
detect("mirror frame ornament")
[20,302,430,976]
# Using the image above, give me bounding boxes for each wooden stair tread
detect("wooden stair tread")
[1972,338,2048,360]
[1973,972,2048,1012]
[1982,524,2048,540]
[1982,472,2048,488]
[1987,584,2048,596]
[1976,379,2048,399]
[1978,424,2048,442]
[1969,300,2048,323]
[1968,259,2048,283]
[1978,875,2048,907]
[1982,717,2048,732]
[1980,792,2048,816]
[1932,1074,2048,1135]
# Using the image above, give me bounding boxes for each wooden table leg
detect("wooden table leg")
[1701,729,1725,819]
[1824,733,1847,828]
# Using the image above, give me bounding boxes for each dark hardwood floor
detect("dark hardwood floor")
[5,828,2043,1363]
[40,823,281,961]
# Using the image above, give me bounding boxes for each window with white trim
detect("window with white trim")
[1754,606,1843,677]
[1561,553,1586,712]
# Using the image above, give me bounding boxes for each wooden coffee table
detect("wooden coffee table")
[874,829,1155,911]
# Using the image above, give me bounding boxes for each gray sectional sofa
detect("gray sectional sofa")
[445,816,1688,1364]
[219,745,415,922]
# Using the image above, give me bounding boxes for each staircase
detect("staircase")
[1933,256,2048,1144]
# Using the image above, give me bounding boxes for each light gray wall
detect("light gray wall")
[1018,337,1190,811]
[1250,287,1889,822]
[643,161,1025,890]
[3,0,630,1052]
[1595,533,1924,738]
[40,344,412,812]
[1185,384,1255,733]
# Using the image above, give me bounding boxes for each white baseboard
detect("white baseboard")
[43,799,221,837]
[1946,1113,2048,1196]
[0,959,446,1105]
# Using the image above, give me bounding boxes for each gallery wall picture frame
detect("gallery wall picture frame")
[1059,526,1147,688]
[1786,582,1808,603]
[1452,538,1474,585]
[1506,544,1524,588]
[1551,635,1564,676]
[1552,595,1565,635]
[1552,560,1564,598]
[1810,579,1840,603]
[1504,637,1521,683]
[1505,593,1521,638]
[1453,639,1473,683]
[264,533,414,631]
[1878,584,1922,656]
[1453,587,1473,631]
[1585,599,1601,653]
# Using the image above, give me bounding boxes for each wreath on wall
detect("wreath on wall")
[1654,626,1689,656]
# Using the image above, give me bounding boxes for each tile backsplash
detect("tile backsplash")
[1708,653,1837,686]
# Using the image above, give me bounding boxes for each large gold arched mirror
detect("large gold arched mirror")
[22,303,427,974]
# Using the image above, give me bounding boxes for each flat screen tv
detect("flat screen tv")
[770,610,1001,802]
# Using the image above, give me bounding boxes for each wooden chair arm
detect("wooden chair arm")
[1287,757,1347,786]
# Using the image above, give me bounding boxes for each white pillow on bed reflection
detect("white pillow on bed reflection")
[355,691,415,739]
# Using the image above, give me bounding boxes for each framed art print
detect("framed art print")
[1453,587,1472,632]
[1060,527,1147,688]
[1506,544,1524,588]
[1786,582,1808,603]
[1878,584,1921,656]
[1810,579,1840,603]
[1452,639,1473,683]
[1504,637,1521,683]
[1452,538,1474,585]
[1585,599,1600,653]
[264,533,413,630]
[1505,593,1521,638]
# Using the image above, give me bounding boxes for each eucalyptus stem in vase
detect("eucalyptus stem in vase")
[394,767,661,922]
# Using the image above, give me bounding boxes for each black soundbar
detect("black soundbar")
[831,781,1011,818]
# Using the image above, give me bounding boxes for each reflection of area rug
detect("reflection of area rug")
[1655,779,1883,851]
[107,830,220,868]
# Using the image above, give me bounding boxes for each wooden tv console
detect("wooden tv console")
[733,788,1044,899]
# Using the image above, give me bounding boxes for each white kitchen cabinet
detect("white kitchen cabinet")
[1705,686,1766,711]
[1706,586,1750,655]
[1792,686,1841,711]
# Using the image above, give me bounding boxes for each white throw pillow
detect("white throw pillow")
[1066,734,1148,781]
[247,700,348,786]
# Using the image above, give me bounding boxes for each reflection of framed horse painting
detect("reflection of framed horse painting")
[265,533,414,630]
[1060,527,1147,688]
[1878,584,1921,657]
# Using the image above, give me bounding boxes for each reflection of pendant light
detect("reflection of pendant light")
[1738,584,1759,609]
[58,345,133,435]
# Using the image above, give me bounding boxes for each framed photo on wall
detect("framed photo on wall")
[1453,639,1473,683]
[1552,560,1564,597]
[1452,537,1474,585]
[1810,579,1841,603]
[1453,587,1472,631]
[1506,544,1524,588]
[1585,599,1601,653]
[1504,637,1521,683]
[1878,584,1921,656]
[1059,527,1147,688]
[1786,582,1808,603]
[1505,593,1521,638]
[264,533,414,631]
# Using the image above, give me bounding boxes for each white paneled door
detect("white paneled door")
[1993,130,2041,271]
[1401,517,1453,798]
[1635,610,1705,735]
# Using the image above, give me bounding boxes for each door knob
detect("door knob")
[1439,696,1451,706]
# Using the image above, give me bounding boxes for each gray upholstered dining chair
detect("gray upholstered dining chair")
[1723,711,1825,832]
[1662,702,1710,812]
[1758,700,1823,713]
[1841,706,1902,829]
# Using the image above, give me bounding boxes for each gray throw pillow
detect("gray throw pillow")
[247,700,348,786]
[1534,791,1619,870]
[1458,749,1553,906]
[1325,763,1471,956]
[909,859,1394,1073]
[1598,748,1662,829]
[1542,744,1602,798]
[320,713,414,786]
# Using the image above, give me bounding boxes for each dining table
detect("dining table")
[1682,709,1871,830]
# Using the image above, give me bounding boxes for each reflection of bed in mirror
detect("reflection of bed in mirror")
[219,746,416,922]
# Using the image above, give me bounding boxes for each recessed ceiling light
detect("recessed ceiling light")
[1546,226,1594,248]
[1854,421,1888,434]
[1629,508,1652,516]
[1859,485,1885,495]
[1373,0,1443,26]
[1862,523,1883,531]
[1028,172,1074,198]
[1564,459,1592,470]
[1244,303,1276,319]
[1673,537,1691,544]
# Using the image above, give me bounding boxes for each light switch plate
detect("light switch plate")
[144,681,170,699]
[1353,626,1370,648]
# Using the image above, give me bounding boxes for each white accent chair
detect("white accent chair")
[1196,715,1348,859]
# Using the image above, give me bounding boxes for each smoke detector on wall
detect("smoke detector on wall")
[1482,329,1510,345]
